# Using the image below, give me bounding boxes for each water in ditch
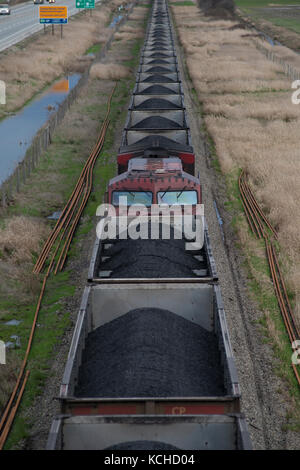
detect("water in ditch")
[0,74,81,186]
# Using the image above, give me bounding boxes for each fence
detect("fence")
[0,1,136,209]
[254,39,300,82]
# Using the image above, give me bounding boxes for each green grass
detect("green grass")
[123,38,145,69]
[266,16,300,33]
[85,43,102,55]
[171,1,195,5]
[246,256,300,419]
[235,0,300,7]
[235,0,300,34]
[0,270,73,444]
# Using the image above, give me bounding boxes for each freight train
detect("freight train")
[46,0,252,450]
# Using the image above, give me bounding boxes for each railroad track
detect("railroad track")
[239,169,300,386]
[46,0,252,450]
[0,85,116,450]
[1,0,259,451]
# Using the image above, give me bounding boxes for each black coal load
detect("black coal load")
[135,98,181,110]
[142,74,175,82]
[131,116,182,130]
[99,237,207,278]
[105,441,180,450]
[75,308,225,398]
[140,84,178,94]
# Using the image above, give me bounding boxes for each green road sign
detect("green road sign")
[85,0,95,8]
[76,0,94,8]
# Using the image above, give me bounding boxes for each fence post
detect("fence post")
[35,141,39,165]
[22,161,26,184]
[16,164,20,193]
[27,156,31,177]
[31,149,35,171]
[2,186,6,208]
[8,179,12,200]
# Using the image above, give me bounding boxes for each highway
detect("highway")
[0,0,101,53]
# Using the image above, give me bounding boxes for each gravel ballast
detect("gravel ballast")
[99,237,207,278]
[75,308,225,398]
[135,98,181,109]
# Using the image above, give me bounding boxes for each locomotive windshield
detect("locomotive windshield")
[112,191,153,206]
[157,190,197,205]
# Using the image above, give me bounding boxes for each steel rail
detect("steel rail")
[0,371,30,450]
[56,119,110,273]
[33,130,107,272]
[271,244,299,338]
[33,84,116,274]
[239,169,300,386]
[33,138,100,273]
[238,171,263,238]
[265,239,295,344]
[241,171,278,239]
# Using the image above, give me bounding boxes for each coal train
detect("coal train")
[47,0,252,450]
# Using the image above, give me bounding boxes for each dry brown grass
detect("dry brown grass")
[0,216,49,265]
[90,63,131,80]
[0,5,113,115]
[120,24,144,33]
[172,4,300,318]
[0,1,148,118]
[114,30,144,41]
[128,6,148,21]
[115,23,145,41]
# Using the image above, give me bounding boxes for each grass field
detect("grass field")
[235,0,300,34]
[266,17,300,34]
[236,0,300,6]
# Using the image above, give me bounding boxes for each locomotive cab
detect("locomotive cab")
[108,157,201,212]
